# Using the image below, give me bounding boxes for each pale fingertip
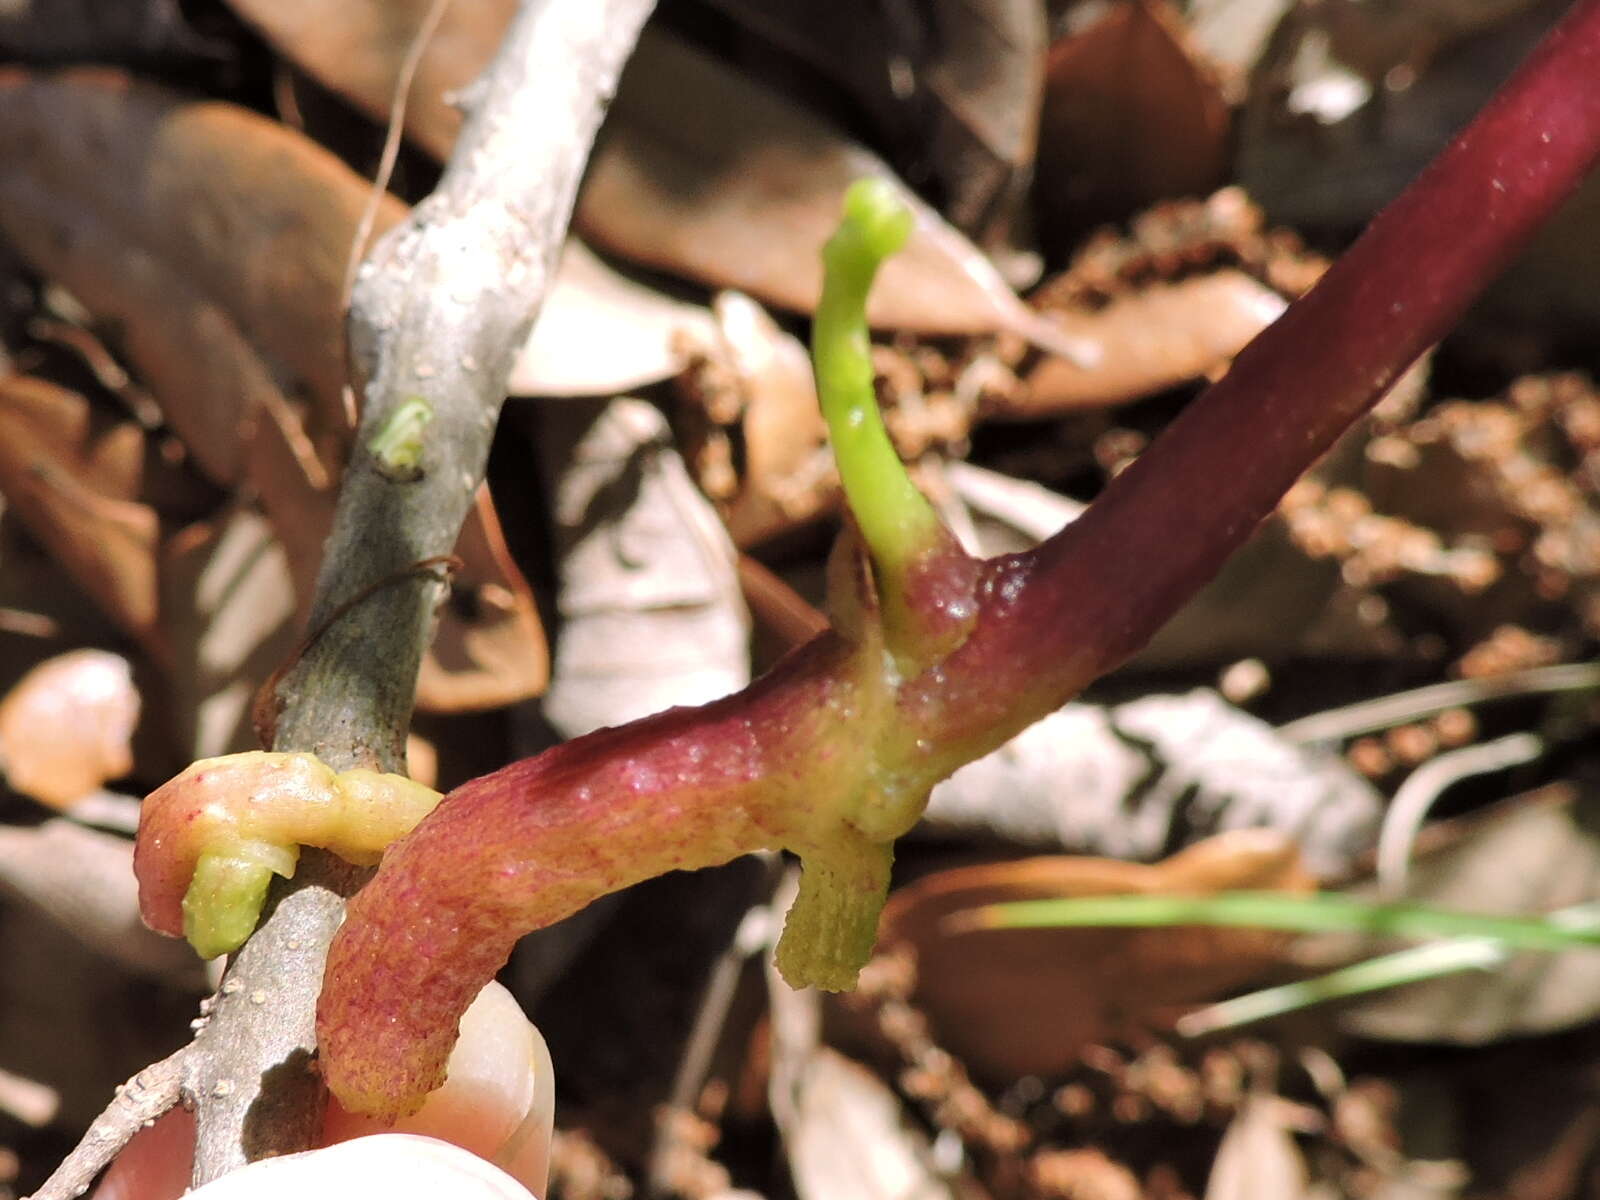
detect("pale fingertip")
[323,981,553,1196]
[184,1133,534,1199]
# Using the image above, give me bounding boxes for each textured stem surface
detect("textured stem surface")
[185,0,658,1182]
[318,633,900,1115]
[316,0,1600,1123]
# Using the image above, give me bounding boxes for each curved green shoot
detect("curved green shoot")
[949,891,1600,952]
[955,892,1600,1035]
[1176,938,1510,1036]
[812,180,944,580]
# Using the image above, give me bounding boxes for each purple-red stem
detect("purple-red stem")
[318,0,1600,1117]
[896,0,1600,765]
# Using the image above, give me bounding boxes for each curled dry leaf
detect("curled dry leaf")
[0,649,140,809]
[700,0,1047,240]
[1014,271,1289,415]
[0,70,546,710]
[676,291,834,548]
[533,397,750,737]
[1034,0,1231,252]
[225,0,719,398]
[1324,788,1600,1043]
[878,829,1315,1079]
[507,238,717,397]
[579,28,1095,354]
[0,376,159,646]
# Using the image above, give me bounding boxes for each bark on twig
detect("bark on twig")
[172,0,657,1184]
[25,1049,186,1200]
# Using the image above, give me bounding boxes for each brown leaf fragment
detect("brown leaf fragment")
[0,649,140,808]
[676,291,834,548]
[879,830,1315,1079]
[0,70,547,713]
[1013,271,1288,415]
[0,377,159,644]
[701,0,1046,240]
[0,69,397,437]
[1035,0,1231,251]
[226,0,723,398]
[509,239,717,397]
[415,487,548,713]
[579,28,1095,356]
[224,0,515,162]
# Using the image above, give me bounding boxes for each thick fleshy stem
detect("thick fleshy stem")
[134,752,441,957]
[310,2,1600,1116]
[317,631,914,1117]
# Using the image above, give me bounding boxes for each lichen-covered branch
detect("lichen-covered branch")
[179,0,657,1184]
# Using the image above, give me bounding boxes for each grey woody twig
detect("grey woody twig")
[25,1049,185,1200]
[27,0,658,1190]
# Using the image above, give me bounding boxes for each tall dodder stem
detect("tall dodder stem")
[895,0,1600,765]
[315,0,1600,1124]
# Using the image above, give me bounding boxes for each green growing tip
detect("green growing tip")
[368,396,434,478]
[813,180,942,585]
[182,842,299,959]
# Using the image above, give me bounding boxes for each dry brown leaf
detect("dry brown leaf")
[579,28,1092,353]
[1035,0,1231,251]
[224,0,512,161]
[0,69,387,438]
[1326,788,1600,1043]
[0,649,140,808]
[1012,271,1288,414]
[0,377,159,645]
[226,0,721,398]
[879,829,1315,1079]
[508,239,717,397]
[414,486,549,714]
[0,71,547,711]
[700,0,1046,240]
[0,69,390,475]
